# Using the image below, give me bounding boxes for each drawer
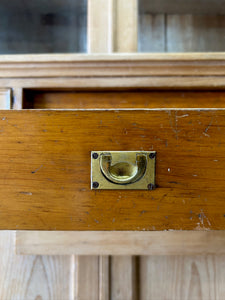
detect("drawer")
[0,109,224,230]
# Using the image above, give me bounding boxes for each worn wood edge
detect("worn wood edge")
[1,76,225,90]
[16,231,225,255]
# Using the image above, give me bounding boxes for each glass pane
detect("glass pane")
[138,0,225,52]
[0,0,87,54]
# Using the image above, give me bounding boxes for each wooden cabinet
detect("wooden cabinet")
[0,0,225,298]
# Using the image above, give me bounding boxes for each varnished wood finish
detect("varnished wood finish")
[24,90,225,109]
[1,109,225,230]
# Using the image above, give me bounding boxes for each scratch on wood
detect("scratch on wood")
[203,117,213,137]
[19,192,33,195]
[198,209,211,228]
[176,114,189,119]
[31,165,43,174]
[167,111,181,140]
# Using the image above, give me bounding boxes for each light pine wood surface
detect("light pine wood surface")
[140,255,225,300]
[0,231,71,300]
[16,231,225,256]
[88,0,137,53]
[2,230,225,300]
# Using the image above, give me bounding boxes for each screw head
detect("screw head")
[147,183,156,190]
[92,152,99,159]
[149,153,156,159]
[92,181,99,189]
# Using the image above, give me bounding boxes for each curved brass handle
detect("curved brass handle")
[100,153,147,185]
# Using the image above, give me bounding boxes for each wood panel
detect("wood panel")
[23,90,225,109]
[111,256,138,300]
[1,109,225,230]
[73,256,99,300]
[140,255,225,300]
[0,231,71,300]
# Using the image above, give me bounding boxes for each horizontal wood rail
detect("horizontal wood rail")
[16,231,225,255]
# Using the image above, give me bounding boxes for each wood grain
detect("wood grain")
[23,90,225,109]
[140,255,225,300]
[1,109,225,230]
[0,231,71,300]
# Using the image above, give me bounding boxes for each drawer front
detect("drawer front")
[0,109,224,230]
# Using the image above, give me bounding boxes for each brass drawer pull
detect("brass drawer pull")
[100,153,147,184]
[91,151,156,190]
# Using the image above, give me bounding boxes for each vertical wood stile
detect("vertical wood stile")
[87,0,114,53]
[114,0,138,52]
[86,1,138,299]
[12,87,23,109]
[88,0,137,53]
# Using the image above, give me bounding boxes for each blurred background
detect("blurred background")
[0,0,224,54]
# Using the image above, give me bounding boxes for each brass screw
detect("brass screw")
[92,153,99,159]
[147,183,156,190]
[149,153,156,159]
[92,182,99,189]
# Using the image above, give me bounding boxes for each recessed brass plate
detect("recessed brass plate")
[91,151,156,190]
